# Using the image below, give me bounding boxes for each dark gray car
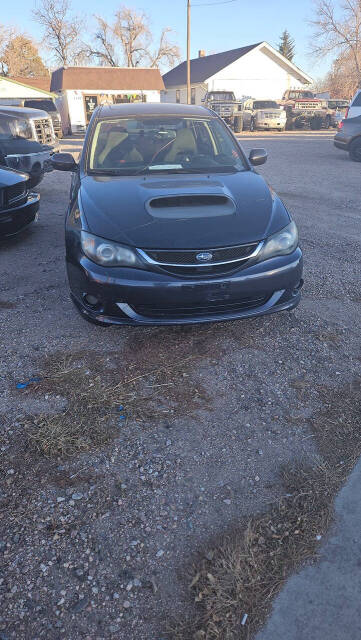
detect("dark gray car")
[52,103,303,327]
[334,115,361,161]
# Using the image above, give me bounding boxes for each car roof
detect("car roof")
[96,102,215,119]
[0,105,49,118]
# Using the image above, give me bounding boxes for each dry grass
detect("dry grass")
[169,379,361,639]
[20,351,207,457]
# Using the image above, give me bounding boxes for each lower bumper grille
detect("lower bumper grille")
[131,295,269,319]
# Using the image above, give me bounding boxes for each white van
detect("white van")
[347,90,361,119]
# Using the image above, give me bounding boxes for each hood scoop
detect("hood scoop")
[146,194,236,219]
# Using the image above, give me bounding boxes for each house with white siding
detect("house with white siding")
[162,41,312,105]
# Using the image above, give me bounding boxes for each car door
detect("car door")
[348,90,361,119]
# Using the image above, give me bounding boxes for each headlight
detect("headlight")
[257,221,298,262]
[15,119,33,139]
[258,111,265,119]
[81,230,140,267]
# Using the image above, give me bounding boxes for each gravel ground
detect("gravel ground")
[0,131,360,639]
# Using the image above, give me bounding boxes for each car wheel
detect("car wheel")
[233,115,243,133]
[349,137,361,162]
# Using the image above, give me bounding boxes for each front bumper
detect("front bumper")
[0,193,40,237]
[67,248,303,326]
[256,120,286,130]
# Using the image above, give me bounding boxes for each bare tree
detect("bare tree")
[0,25,12,75]
[149,27,182,68]
[33,0,85,66]
[86,6,181,69]
[86,16,119,66]
[114,7,150,67]
[310,0,361,87]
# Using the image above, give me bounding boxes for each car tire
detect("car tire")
[349,137,361,162]
[310,116,323,130]
[233,115,243,133]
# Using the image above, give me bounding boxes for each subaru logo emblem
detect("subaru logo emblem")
[196,251,213,262]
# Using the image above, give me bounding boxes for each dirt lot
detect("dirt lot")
[0,131,360,639]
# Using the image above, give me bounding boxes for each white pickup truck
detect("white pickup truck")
[242,99,287,131]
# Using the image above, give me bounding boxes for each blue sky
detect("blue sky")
[6,0,331,79]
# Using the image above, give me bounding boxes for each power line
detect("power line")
[192,0,238,6]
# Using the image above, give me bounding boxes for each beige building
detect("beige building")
[50,67,165,134]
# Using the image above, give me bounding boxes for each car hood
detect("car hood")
[79,171,290,249]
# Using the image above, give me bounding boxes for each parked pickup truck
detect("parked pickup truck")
[325,99,350,128]
[0,106,59,187]
[203,91,243,132]
[281,90,327,130]
[242,99,287,131]
[0,97,63,138]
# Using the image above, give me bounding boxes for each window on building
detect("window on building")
[191,87,196,104]
[176,90,180,103]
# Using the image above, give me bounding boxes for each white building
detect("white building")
[0,76,54,103]
[162,41,312,104]
[50,67,165,134]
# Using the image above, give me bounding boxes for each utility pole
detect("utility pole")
[187,0,191,104]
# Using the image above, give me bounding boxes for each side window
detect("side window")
[351,91,361,107]
[191,87,196,105]
[176,90,180,104]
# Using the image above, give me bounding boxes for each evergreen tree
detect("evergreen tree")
[278,29,295,62]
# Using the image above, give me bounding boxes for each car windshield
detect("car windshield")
[88,116,247,175]
[24,100,57,112]
[208,93,234,101]
[253,101,279,109]
[0,115,23,140]
[288,91,314,99]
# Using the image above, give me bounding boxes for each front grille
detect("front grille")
[143,243,259,266]
[132,295,269,319]
[2,182,27,209]
[33,118,53,144]
[264,112,281,118]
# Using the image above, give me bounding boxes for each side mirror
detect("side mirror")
[51,152,78,172]
[249,148,267,166]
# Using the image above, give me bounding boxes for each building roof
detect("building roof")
[163,43,261,87]
[0,76,54,96]
[162,41,312,87]
[50,67,165,92]
[11,76,51,92]
[97,102,213,119]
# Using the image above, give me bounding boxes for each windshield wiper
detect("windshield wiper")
[139,165,241,175]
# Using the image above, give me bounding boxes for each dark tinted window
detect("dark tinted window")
[208,93,235,101]
[89,116,247,174]
[24,99,57,112]
[253,101,279,109]
[351,91,361,107]
[288,91,314,99]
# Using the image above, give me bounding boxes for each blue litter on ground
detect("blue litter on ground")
[16,377,42,390]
